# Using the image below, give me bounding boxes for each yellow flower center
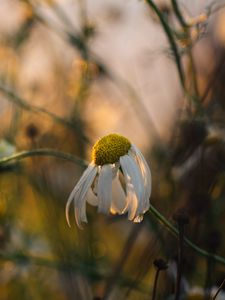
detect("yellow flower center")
[92,134,131,165]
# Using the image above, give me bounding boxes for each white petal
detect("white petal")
[133,215,143,223]
[120,154,144,201]
[91,173,99,196]
[120,155,144,219]
[97,164,113,214]
[125,182,138,220]
[130,144,151,212]
[66,164,94,226]
[75,167,97,228]
[112,163,120,178]
[86,193,99,206]
[65,163,97,228]
[110,175,127,214]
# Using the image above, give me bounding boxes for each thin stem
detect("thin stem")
[184,31,200,110]
[171,0,188,28]
[206,1,225,16]
[0,84,89,143]
[149,206,225,266]
[213,278,225,300]
[102,225,141,300]
[146,1,202,113]
[204,255,214,298]
[188,50,200,99]
[174,224,184,300]
[171,0,201,112]
[145,0,185,89]
[0,149,87,168]
[30,0,162,142]
[200,57,225,104]
[1,149,225,267]
[152,268,160,300]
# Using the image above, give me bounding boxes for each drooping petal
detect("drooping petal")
[97,164,113,214]
[65,163,97,228]
[133,215,143,223]
[117,167,137,218]
[111,174,127,214]
[86,193,99,206]
[91,172,99,196]
[112,162,120,178]
[87,168,100,206]
[130,144,151,212]
[120,154,144,201]
[125,182,138,220]
[120,155,144,220]
[75,167,98,228]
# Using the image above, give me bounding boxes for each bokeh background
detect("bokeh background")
[0,0,225,299]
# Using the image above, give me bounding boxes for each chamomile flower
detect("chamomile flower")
[66,133,151,228]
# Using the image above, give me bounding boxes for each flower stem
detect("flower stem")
[170,0,200,109]
[152,259,168,300]
[171,0,188,28]
[174,224,184,300]
[0,149,87,168]
[204,255,213,299]
[145,0,185,89]
[213,278,225,300]
[152,268,160,300]
[149,206,225,266]
[0,84,89,143]
[1,149,225,268]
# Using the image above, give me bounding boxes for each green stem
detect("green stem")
[174,224,184,300]
[145,0,185,89]
[0,149,87,168]
[149,206,225,266]
[171,0,188,28]
[146,0,203,114]
[188,50,200,100]
[170,0,200,109]
[0,84,89,143]
[152,268,160,300]
[1,149,225,267]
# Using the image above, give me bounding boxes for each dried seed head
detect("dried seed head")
[153,258,168,270]
[25,123,39,140]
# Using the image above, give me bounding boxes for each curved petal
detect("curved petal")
[97,164,113,214]
[120,154,144,201]
[111,174,127,214]
[130,145,151,212]
[75,166,97,228]
[120,155,144,220]
[65,163,97,228]
[86,194,99,206]
[125,182,138,220]
[133,214,143,223]
[88,166,100,205]
[91,173,99,196]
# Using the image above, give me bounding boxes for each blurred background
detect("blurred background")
[0,0,225,299]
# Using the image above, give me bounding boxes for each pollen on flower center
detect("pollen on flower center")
[92,133,131,165]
